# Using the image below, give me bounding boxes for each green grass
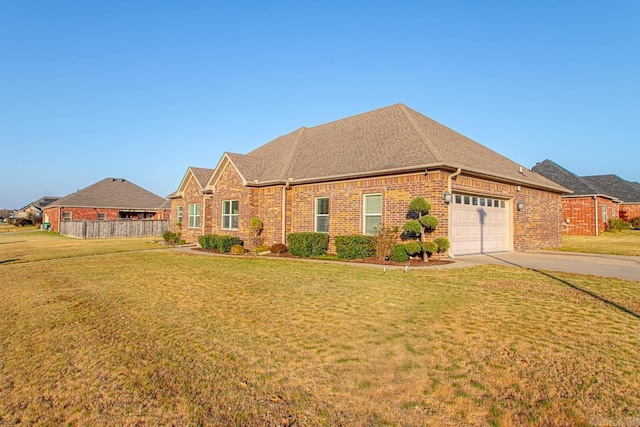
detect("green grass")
[1,232,639,425]
[557,229,640,256]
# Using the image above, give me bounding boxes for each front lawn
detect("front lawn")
[1,233,639,425]
[558,229,640,256]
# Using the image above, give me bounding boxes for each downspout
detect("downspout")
[57,206,61,233]
[594,196,598,235]
[447,168,462,258]
[448,168,462,193]
[281,182,289,244]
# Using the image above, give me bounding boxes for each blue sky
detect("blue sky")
[2,1,638,209]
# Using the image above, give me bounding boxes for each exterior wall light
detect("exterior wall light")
[443,192,453,204]
[517,202,524,211]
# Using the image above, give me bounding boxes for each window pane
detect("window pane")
[231,200,239,214]
[231,215,238,229]
[464,196,470,205]
[472,197,478,206]
[316,216,328,233]
[223,201,229,215]
[316,198,329,215]
[222,216,229,229]
[480,198,486,206]
[365,215,382,235]
[365,194,382,214]
[455,195,462,204]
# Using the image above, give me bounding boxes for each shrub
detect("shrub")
[402,220,422,236]
[198,234,243,252]
[216,236,244,253]
[608,218,630,232]
[630,217,640,230]
[249,217,263,234]
[422,241,438,255]
[389,244,409,262]
[287,232,329,258]
[433,237,451,253]
[409,197,431,215]
[335,235,375,259]
[178,239,186,245]
[163,231,180,245]
[371,226,399,262]
[15,218,32,227]
[255,245,271,254]
[270,243,288,254]
[419,215,439,231]
[230,244,245,255]
[404,241,422,256]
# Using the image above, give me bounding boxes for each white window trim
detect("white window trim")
[188,204,201,228]
[97,213,106,221]
[315,197,329,233]
[222,200,239,230]
[363,193,382,235]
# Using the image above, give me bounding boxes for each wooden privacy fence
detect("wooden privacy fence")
[60,219,169,239]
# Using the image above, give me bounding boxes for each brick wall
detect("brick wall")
[620,203,640,222]
[562,197,619,236]
[171,173,208,244]
[204,166,564,253]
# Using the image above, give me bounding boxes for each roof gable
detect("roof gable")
[48,178,167,210]
[175,166,215,196]
[224,103,566,192]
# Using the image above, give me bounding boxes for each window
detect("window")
[62,212,72,221]
[455,194,462,204]
[177,206,183,224]
[97,213,106,220]
[602,204,608,223]
[222,200,238,230]
[315,197,329,233]
[363,194,382,235]
[188,204,201,228]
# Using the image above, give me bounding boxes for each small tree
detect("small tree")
[249,217,264,247]
[402,197,441,261]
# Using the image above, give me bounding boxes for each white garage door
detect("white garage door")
[450,194,510,255]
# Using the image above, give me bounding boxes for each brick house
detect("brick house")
[532,160,620,236]
[581,175,640,222]
[171,104,568,256]
[43,178,170,232]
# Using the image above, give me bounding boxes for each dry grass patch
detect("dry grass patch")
[1,237,639,425]
[558,230,640,256]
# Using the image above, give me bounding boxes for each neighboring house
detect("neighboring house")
[171,104,568,256]
[532,160,620,236]
[17,196,60,222]
[43,178,170,232]
[581,175,640,222]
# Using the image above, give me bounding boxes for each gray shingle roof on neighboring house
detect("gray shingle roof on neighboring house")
[531,160,600,196]
[20,196,61,211]
[582,175,640,203]
[221,104,567,192]
[48,178,168,210]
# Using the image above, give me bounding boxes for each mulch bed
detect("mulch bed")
[192,248,454,267]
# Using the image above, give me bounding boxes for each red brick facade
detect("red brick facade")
[560,197,620,236]
[43,206,168,233]
[620,203,640,223]
[176,164,564,254]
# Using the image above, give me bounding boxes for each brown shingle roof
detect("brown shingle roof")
[48,178,167,210]
[224,104,567,192]
[190,167,216,189]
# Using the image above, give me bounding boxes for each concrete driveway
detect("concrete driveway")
[446,251,640,282]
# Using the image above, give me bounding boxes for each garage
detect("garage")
[450,194,510,255]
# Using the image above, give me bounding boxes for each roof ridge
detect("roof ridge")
[278,127,306,181]
[398,104,442,162]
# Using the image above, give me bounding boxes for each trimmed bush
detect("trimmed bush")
[178,239,186,245]
[163,231,180,245]
[230,244,245,255]
[198,234,243,252]
[402,220,422,235]
[287,232,329,258]
[422,241,438,255]
[608,218,630,232]
[631,217,640,230]
[419,215,439,231]
[335,235,375,260]
[270,243,288,254]
[404,241,422,256]
[255,245,271,254]
[433,237,450,253]
[409,197,431,214]
[389,244,409,262]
